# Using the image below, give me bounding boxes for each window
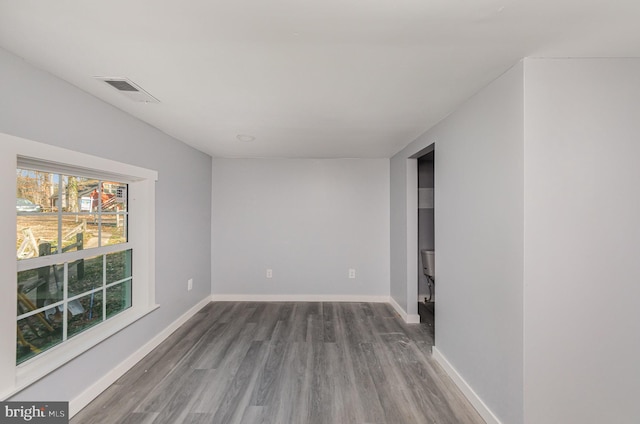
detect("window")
[16,170,132,364]
[0,133,158,398]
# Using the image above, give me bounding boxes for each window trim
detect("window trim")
[0,133,158,399]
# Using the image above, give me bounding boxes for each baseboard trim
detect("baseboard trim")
[211,294,390,303]
[211,294,423,324]
[69,295,213,418]
[432,346,501,424]
[388,296,421,324]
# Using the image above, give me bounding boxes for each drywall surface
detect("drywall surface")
[523,58,640,424]
[390,61,524,424]
[212,158,390,297]
[390,154,409,311]
[0,48,212,401]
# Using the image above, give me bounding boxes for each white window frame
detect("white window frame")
[0,133,158,398]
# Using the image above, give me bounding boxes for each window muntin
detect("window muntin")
[16,168,133,365]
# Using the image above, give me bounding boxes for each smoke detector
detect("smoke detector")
[236,134,256,142]
[95,77,160,103]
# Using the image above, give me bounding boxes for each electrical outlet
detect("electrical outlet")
[348,268,356,279]
[266,269,273,279]
[187,278,193,291]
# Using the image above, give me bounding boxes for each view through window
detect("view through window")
[16,168,132,364]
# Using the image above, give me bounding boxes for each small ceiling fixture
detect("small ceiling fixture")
[94,77,160,103]
[236,134,256,142]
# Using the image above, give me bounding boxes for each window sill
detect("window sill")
[5,303,159,399]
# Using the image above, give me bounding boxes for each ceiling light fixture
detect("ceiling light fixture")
[236,134,256,142]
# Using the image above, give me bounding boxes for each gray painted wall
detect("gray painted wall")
[389,62,525,424]
[0,48,212,402]
[523,58,640,424]
[390,154,409,311]
[5,43,635,424]
[212,158,390,297]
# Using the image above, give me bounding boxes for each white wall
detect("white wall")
[0,48,212,402]
[523,58,640,424]
[212,158,390,299]
[390,154,410,311]
[390,62,525,424]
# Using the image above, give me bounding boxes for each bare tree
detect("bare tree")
[68,176,79,212]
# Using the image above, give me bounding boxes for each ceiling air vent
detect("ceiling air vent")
[95,77,160,103]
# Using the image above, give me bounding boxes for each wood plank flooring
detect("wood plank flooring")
[71,302,484,424]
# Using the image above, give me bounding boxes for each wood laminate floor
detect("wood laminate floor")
[72,302,484,424]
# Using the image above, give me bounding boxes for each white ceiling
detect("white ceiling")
[1,1,639,158]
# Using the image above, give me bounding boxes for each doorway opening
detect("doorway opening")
[417,149,435,328]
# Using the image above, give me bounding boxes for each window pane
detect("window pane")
[17,215,58,259]
[17,169,57,212]
[62,175,87,213]
[102,182,127,212]
[17,314,63,364]
[68,255,103,297]
[67,290,104,338]
[17,265,64,315]
[61,214,94,252]
[102,213,127,246]
[74,177,101,213]
[106,280,132,318]
[106,250,132,284]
